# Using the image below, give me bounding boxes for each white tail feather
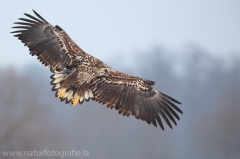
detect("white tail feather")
[67,90,74,101]
[73,91,78,98]
[54,83,61,89]
[53,78,63,84]
[54,74,65,79]
[88,90,94,98]
[55,70,65,74]
[62,91,70,99]
[79,96,84,103]
[84,91,89,100]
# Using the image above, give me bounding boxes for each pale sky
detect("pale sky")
[0,0,239,69]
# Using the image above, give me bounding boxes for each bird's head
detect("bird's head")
[98,67,109,76]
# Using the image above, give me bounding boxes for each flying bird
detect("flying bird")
[11,10,183,130]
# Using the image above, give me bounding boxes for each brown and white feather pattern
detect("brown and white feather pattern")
[12,10,183,130]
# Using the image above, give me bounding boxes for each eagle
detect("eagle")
[11,10,183,130]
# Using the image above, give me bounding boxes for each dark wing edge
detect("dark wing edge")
[90,77,182,130]
[11,10,76,72]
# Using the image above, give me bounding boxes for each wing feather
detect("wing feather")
[101,85,116,104]
[11,10,85,72]
[115,86,127,110]
[119,89,129,116]
[138,91,146,121]
[90,71,182,130]
[147,98,158,127]
[110,85,124,108]
[105,85,118,105]
[124,89,133,116]
[152,97,177,125]
[32,10,49,23]
[24,13,44,23]
[106,85,120,108]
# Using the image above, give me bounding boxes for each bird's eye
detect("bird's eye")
[104,68,108,73]
[100,68,108,73]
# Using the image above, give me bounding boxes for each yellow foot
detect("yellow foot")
[72,96,79,106]
[57,88,66,98]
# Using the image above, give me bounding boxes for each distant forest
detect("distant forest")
[1,46,239,159]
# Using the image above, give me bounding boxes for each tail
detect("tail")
[50,69,94,106]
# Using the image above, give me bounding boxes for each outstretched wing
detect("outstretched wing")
[11,10,85,72]
[90,69,182,130]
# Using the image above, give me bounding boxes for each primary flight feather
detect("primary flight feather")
[11,10,183,130]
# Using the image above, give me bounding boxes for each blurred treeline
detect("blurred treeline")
[0,46,239,159]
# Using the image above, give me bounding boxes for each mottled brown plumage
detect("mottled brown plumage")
[12,10,183,130]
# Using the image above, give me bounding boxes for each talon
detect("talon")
[57,88,66,98]
[72,96,79,106]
